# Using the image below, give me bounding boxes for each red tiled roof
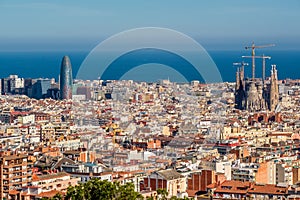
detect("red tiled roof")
[186,189,198,197]
[214,180,251,195]
[37,190,63,198]
[215,189,248,194]
[9,190,19,195]
[212,180,289,196]
[221,180,251,187]
[206,183,218,189]
[248,184,288,195]
[32,172,69,181]
[292,133,300,140]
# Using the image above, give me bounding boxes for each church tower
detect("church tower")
[234,66,246,110]
[269,65,279,111]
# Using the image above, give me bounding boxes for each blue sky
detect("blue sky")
[1,0,300,51]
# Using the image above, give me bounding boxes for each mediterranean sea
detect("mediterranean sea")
[0,50,299,83]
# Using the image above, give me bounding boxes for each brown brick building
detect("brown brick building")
[187,170,226,197]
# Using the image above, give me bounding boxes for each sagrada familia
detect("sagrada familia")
[235,64,279,112]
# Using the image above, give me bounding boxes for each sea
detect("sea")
[0,50,299,83]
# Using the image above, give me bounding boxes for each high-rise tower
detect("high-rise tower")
[60,56,73,100]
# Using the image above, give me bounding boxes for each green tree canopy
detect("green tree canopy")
[64,179,143,200]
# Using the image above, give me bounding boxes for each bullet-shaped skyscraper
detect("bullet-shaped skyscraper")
[60,56,73,100]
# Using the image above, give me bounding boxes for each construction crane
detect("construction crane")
[242,55,271,84]
[245,42,274,80]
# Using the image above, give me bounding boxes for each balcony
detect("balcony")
[233,171,250,175]
[4,162,27,167]
[11,174,26,179]
[11,168,27,173]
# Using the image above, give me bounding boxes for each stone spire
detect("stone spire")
[269,65,279,111]
[234,67,246,110]
[236,68,240,91]
[239,65,244,86]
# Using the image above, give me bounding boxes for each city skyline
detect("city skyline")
[2,2,300,199]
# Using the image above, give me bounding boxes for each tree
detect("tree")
[64,179,143,200]
[52,193,63,200]
[157,188,168,200]
[65,184,85,200]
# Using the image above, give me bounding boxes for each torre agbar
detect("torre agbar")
[59,56,73,100]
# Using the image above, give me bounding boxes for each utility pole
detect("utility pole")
[245,42,274,80]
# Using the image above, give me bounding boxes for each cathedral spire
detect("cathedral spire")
[236,68,240,90]
[269,65,279,111]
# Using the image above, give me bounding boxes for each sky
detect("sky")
[0,0,300,51]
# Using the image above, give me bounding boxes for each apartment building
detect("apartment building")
[0,153,32,200]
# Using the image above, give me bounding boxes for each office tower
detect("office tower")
[24,78,33,96]
[9,75,24,92]
[60,56,73,100]
[1,75,25,95]
[1,78,11,95]
[29,79,51,99]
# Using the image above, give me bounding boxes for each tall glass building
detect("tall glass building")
[60,56,73,100]
[30,79,51,99]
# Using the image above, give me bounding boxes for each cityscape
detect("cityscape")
[1,1,300,200]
